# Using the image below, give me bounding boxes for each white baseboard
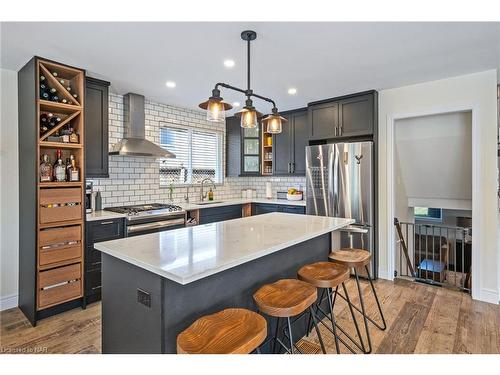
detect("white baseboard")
[478,288,499,305]
[0,294,18,311]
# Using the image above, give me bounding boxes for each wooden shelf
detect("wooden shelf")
[39,141,82,149]
[39,219,84,230]
[39,181,83,188]
[38,99,82,112]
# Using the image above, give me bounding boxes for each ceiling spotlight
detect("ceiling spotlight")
[224,59,235,68]
[166,81,176,88]
[287,88,297,95]
[232,101,240,107]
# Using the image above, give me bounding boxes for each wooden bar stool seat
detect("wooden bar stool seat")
[297,261,350,289]
[253,279,317,318]
[253,279,326,354]
[328,248,371,268]
[177,308,267,354]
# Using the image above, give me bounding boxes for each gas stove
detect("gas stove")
[105,203,184,217]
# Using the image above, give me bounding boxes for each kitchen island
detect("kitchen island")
[94,212,354,353]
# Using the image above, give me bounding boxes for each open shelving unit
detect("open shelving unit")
[261,123,273,175]
[18,57,86,326]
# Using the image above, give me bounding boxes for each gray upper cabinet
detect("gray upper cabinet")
[225,116,241,177]
[308,91,376,140]
[85,77,110,178]
[273,109,307,176]
[225,116,261,176]
[338,94,374,137]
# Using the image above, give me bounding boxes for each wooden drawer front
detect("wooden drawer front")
[40,187,82,205]
[39,263,81,289]
[38,280,82,309]
[40,205,82,224]
[39,225,82,247]
[39,244,82,267]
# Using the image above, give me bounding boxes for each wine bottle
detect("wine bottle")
[59,79,66,85]
[40,83,47,91]
[40,89,50,100]
[49,87,57,94]
[40,75,46,82]
[72,93,78,99]
[50,94,60,102]
[52,71,58,77]
[66,86,71,92]
[61,98,69,104]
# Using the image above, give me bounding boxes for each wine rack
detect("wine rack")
[18,57,86,326]
[262,124,273,175]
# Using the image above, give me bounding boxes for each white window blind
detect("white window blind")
[159,126,222,185]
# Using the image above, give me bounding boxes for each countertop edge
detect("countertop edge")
[94,217,355,285]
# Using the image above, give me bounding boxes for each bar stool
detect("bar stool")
[329,248,387,354]
[253,279,326,354]
[177,308,267,354]
[298,261,364,354]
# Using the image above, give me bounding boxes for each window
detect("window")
[414,207,442,221]
[159,126,223,186]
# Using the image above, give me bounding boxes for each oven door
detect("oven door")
[126,217,186,237]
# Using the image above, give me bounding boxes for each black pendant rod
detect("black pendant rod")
[214,82,277,109]
[247,38,251,95]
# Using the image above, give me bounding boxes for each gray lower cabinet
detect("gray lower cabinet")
[308,91,376,140]
[252,203,306,215]
[85,218,125,303]
[198,204,242,224]
[85,77,110,178]
[273,109,308,176]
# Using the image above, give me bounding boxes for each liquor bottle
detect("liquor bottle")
[54,158,66,182]
[68,158,80,182]
[40,154,53,182]
[53,149,62,171]
[69,129,79,143]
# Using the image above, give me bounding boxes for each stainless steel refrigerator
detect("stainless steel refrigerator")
[306,142,376,277]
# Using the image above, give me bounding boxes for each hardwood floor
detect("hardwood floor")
[1,279,498,354]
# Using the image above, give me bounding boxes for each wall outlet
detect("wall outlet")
[137,288,151,308]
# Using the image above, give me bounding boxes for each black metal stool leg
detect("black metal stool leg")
[287,317,295,354]
[309,306,327,354]
[326,288,341,354]
[354,269,372,354]
[339,282,367,353]
[272,317,280,354]
[365,265,387,330]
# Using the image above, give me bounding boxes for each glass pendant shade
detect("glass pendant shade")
[206,99,226,122]
[240,108,258,128]
[263,113,287,134]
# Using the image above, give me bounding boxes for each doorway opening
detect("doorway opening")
[392,111,472,293]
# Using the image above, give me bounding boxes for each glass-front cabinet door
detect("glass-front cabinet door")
[241,126,260,175]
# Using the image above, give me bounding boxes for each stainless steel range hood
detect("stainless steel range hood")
[109,93,175,158]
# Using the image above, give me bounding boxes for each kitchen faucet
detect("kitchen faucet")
[199,178,216,202]
[184,185,191,203]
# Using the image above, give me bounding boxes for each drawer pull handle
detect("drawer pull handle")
[100,221,114,225]
[91,261,102,266]
[92,286,102,291]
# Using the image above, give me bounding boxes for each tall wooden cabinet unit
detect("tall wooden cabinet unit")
[18,57,86,326]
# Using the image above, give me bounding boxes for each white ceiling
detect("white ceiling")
[1,22,499,113]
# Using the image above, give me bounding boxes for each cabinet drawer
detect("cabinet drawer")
[38,263,81,288]
[38,280,82,309]
[39,225,82,266]
[38,263,82,309]
[86,218,124,245]
[278,205,306,214]
[86,246,102,270]
[85,268,102,296]
[39,188,83,224]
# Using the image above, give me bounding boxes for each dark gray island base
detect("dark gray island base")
[101,233,331,354]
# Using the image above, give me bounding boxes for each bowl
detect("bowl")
[287,193,303,201]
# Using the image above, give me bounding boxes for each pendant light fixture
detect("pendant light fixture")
[199,30,285,133]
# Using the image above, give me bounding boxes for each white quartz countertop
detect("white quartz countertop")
[94,213,354,285]
[86,198,306,221]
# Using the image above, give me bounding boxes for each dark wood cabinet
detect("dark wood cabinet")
[252,203,305,215]
[308,91,376,140]
[85,77,110,178]
[198,204,242,224]
[273,109,307,176]
[85,218,125,304]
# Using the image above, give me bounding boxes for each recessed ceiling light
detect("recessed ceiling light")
[232,101,240,107]
[288,88,297,95]
[166,81,176,88]
[224,59,235,68]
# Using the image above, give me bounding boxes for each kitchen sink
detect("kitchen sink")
[193,201,224,206]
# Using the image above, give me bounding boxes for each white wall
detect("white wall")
[378,70,499,304]
[0,68,19,310]
[395,111,472,206]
